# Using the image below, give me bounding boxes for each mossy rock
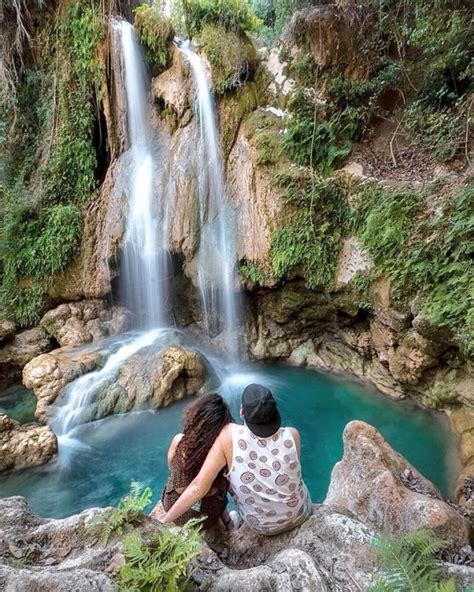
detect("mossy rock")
[219,82,258,158]
[199,24,257,95]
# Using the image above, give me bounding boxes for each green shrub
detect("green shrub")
[240,260,273,283]
[43,0,104,204]
[271,174,350,289]
[118,519,202,592]
[134,4,174,71]
[371,529,457,591]
[199,23,257,94]
[1,203,82,326]
[96,481,153,543]
[179,0,262,36]
[354,182,474,354]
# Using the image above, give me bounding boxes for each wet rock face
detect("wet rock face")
[325,421,470,548]
[40,300,131,348]
[0,415,57,472]
[97,345,206,419]
[23,348,104,422]
[0,328,53,390]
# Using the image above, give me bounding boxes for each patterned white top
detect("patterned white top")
[227,424,312,534]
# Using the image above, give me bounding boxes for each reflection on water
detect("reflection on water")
[0,362,458,518]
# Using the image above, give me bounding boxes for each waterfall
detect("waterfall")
[118,20,171,329]
[52,330,164,438]
[180,42,240,353]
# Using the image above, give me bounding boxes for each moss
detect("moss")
[354,181,474,355]
[219,82,258,157]
[199,23,257,94]
[134,4,174,73]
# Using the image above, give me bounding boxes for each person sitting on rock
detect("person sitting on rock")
[152,393,236,531]
[158,384,312,535]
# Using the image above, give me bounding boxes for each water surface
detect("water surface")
[0,363,458,518]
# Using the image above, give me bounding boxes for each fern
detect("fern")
[371,530,458,592]
[96,481,153,543]
[118,519,202,592]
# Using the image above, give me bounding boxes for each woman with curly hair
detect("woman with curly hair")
[152,393,235,530]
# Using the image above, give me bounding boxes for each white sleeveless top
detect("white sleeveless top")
[227,424,312,534]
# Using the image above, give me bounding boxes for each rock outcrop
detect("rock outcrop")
[0,416,57,472]
[1,493,472,592]
[0,328,53,389]
[23,347,104,422]
[39,300,131,348]
[325,421,469,548]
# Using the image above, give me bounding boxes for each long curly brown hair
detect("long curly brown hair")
[172,393,233,481]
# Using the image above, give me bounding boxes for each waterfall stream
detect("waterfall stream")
[118,20,171,329]
[180,42,240,353]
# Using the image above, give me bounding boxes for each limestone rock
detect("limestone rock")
[117,345,206,409]
[389,330,440,384]
[0,497,115,591]
[325,420,469,548]
[0,415,57,472]
[209,505,378,590]
[209,549,326,591]
[0,319,16,344]
[0,328,53,389]
[23,348,104,422]
[335,236,372,287]
[40,300,131,347]
[152,45,193,120]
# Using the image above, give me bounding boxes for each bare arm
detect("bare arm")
[161,433,227,524]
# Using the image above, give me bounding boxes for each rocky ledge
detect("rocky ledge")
[0,422,472,591]
[0,415,57,472]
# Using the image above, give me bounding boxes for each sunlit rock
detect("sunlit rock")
[0,415,57,472]
[40,300,131,348]
[325,420,469,548]
[23,348,104,422]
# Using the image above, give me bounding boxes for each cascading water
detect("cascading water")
[118,20,171,329]
[180,42,240,353]
[52,21,173,441]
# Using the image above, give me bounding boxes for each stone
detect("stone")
[208,505,377,590]
[0,328,53,389]
[152,45,193,120]
[117,345,206,409]
[325,420,469,548]
[0,415,57,472]
[389,330,439,384]
[23,347,104,422]
[209,549,326,591]
[40,300,131,347]
[335,236,373,287]
[0,319,16,344]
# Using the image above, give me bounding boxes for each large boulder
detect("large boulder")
[325,421,469,548]
[40,300,131,348]
[0,319,16,345]
[23,347,104,422]
[0,328,53,389]
[0,415,57,472]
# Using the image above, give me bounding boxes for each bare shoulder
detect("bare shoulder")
[289,427,301,447]
[172,433,183,445]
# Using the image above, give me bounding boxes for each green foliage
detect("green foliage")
[1,203,82,326]
[240,260,273,283]
[282,108,359,172]
[354,182,474,354]
[370,529,457,591]
[98,481,153,543]
[199,23,257,94]
[189,0,261,35]
[43,1,104,204]
[271,173,350,289]
[251,0,312,45]
[118,519,202,592]
[349,272,373,312]
[134,4,174,72]
[1,1,104,325]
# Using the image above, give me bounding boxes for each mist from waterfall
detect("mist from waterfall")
[180,42,240,353]
[118,20,171,329]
